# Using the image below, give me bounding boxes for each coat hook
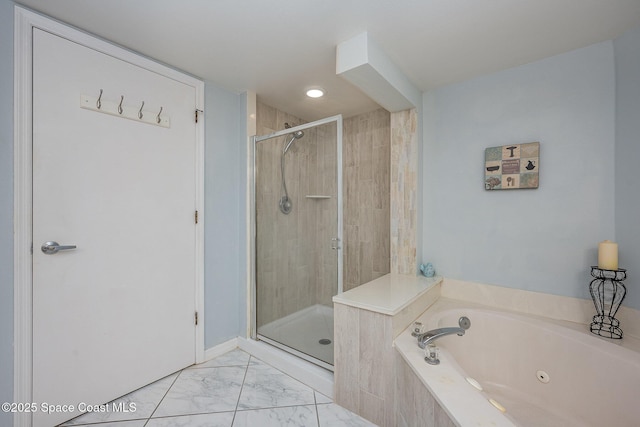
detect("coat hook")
[96,89,103,109]
[156,106,163,124]
[138,101,145,119]
[118,96,124,115]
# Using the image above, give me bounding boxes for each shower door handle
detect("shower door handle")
[331,237,341,250]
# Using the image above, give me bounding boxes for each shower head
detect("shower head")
[283,130,304,154]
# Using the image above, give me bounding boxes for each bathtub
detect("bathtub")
[394,298,640,427]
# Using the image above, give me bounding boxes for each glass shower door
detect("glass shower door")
[252,115,342,369]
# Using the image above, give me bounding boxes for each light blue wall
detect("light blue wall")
[422,42,617,304]
[203,83,245,347]
[237,94,248,336]
[0,0,14,425]
[614,25,640,310]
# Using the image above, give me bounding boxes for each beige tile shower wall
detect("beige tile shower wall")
[343,109,391,291]
[256,102,393,325]
[390,109,417,275]
[255,101,338,327]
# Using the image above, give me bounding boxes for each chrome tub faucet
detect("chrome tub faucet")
[414,316,470,365]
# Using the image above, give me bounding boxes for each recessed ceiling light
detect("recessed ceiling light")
[306,88,325,98]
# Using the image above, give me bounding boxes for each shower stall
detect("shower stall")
[251,115,343,370]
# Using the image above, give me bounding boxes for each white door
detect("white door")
[32,29,198,427]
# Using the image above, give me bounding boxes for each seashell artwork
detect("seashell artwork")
[485,142,539,190]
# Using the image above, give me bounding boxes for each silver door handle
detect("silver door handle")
[41,241,77,255]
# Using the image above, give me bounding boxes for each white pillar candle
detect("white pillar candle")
[598,240,618,270]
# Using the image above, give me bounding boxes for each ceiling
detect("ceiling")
[16,0,640,122]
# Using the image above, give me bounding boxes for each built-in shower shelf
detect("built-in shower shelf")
[305,195,332,199]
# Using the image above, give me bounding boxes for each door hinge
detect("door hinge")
[195,311,199,325]
[195,210,199,224]
[195,109,203,123]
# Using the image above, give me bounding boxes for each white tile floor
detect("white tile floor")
[60,349,376,427]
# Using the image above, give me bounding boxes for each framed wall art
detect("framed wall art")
[485,142,539,190]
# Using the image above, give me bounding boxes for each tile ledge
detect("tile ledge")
[441,277,640,345]
[333,273,442,315]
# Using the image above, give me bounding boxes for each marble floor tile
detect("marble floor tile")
[63,421,147,427]
[189,349,250,369]
[317,403,377,427]
[61,373,179,425]
[237,359,316,410]
[314,391,332,404]
[232,405,318,427]
[145,412,234,427]
[152,366,246,417]
[56,348,374,427]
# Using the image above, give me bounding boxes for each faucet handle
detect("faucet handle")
[424,344,440,365]
[411,321,424,337]
[459,316,471,330]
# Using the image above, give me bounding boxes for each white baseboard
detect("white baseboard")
[203,337,239,362]
[238,337,334,398]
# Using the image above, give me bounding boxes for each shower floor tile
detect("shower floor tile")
[258,304,334,365]
[60,348,376,427]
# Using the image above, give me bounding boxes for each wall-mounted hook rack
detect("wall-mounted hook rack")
[80,93,170,128]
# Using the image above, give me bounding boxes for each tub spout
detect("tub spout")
[416,316,470,350]
[417,327,466,349]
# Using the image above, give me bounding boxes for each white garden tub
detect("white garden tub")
[395,298,640,427]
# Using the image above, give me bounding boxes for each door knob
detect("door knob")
[41,241,77,255]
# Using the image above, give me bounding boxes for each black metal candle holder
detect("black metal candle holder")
[589,266,627,339]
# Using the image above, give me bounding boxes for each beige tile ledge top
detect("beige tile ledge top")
[333,273,442,315]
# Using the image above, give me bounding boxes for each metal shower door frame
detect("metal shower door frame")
[249,114,343,369]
